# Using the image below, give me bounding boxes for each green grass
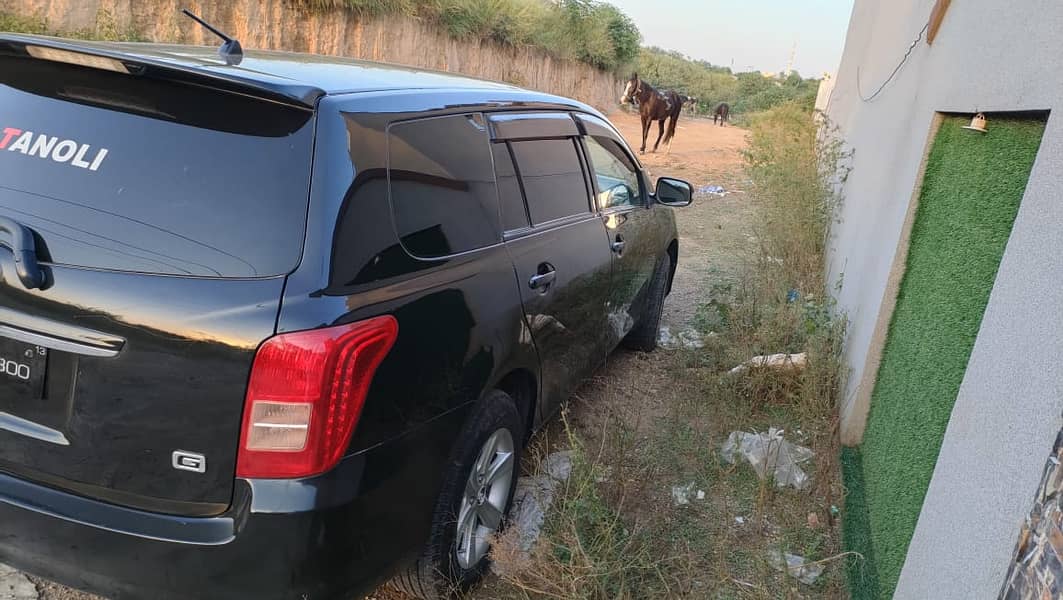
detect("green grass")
[845,115,1046,598]
[0,11,48,34]
[1,10,142,41]
[841,447,880,598]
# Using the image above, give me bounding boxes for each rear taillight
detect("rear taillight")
[236,315,398,479]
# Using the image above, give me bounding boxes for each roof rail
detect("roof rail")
[0,33,325,108]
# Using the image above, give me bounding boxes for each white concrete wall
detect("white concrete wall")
[827,1,1063,597]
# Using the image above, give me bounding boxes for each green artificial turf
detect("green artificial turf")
[842,447,881,599]
[843,115,1046,599]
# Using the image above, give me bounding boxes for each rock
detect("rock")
[0,564,38,600]
[498,451,572,558]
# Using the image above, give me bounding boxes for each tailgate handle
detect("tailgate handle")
[0,217,46,290]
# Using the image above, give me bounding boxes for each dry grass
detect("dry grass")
[488,103,850,599]
[291,0,640,72]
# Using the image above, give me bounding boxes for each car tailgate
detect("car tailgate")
[0,47,315,516]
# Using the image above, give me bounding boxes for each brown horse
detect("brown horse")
[714,102,730,126]
[621,73,683,154]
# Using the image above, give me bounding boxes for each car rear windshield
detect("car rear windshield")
[0,55,315,278]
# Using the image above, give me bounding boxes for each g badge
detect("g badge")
[172,450,207,474]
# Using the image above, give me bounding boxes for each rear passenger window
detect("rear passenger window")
[389,114,500,258]
[509,139,590,225]
[491,143,530,231]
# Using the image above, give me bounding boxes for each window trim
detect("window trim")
[503,212,604,242]
[488,112,580,141]
[495,140,534,235]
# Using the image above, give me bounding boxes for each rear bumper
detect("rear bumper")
[0,406,469,600]
[1,464,394,600]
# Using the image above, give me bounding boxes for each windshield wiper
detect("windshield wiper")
[0,216,47,290]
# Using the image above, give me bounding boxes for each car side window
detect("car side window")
[583,135,643,210]
[508,138,591,226]
[491,143,530,232]
[388,114,500,258]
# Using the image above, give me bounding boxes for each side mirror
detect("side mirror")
[655,177,694,207]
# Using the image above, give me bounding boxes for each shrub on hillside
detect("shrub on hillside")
[297,0,641,72]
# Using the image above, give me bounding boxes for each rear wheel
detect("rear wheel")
[623,253,671,351]
[392,390,522,599]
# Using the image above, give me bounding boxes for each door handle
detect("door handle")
[610,238,626,255]
[529,269,556,291]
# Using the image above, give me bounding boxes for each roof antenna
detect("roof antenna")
[181,9,242,66]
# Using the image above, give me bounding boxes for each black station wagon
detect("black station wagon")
[0,32,692,600]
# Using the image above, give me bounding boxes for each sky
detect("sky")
[607,0,855,77]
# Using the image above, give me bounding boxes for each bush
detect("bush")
[1,9,142,41]
[744,102,847,292]
[0,12,48,34]
[634,48,822,118]
[298,0,641,72]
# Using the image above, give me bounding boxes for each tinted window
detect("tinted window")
[509,139,589,225]
[584,136,642,210]
[491,143,529,232]
[0,56,314,278]
[389,114,500,258]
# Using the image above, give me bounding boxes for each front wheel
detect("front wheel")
[623,252,672,351]
[392,390,522,599]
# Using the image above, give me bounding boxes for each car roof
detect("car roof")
[0,34,584,110]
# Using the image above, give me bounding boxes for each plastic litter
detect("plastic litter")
[671,482,705,505]
[735,516,746,525]
[658,325,708,349]
[767,549,824,586]
[720,428,814,490]
[608,308,635,340]
[728,352,807,375]
[697,184,728,197]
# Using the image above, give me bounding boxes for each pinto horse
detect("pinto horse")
[621,73,683,154]
[713,102,730,126]
[683,96,699,117]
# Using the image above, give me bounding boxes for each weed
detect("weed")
[1,9,142,41]
[492,414,676,599]
[295,0,641,73]
[488,103,850,599]
[0,11,48,34]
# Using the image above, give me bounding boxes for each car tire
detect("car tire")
[623,253,671,352]
[392,390,522,599]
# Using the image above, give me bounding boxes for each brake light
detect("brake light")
[236,316,398,479]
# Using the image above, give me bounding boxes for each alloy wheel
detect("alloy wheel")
[455,428,516,569]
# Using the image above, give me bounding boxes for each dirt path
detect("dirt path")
[16,113,758,600]
[608,109,756,329]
